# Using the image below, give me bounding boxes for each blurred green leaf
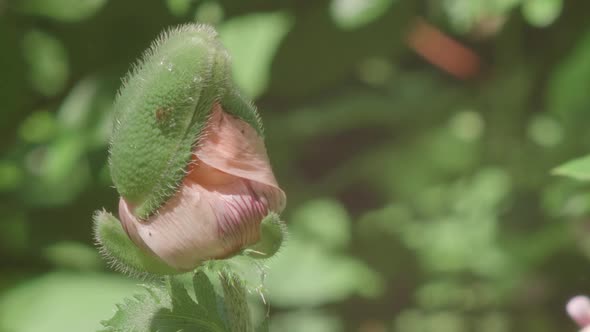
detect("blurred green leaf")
[522,0,562,27]
[0,19,29,125]
[57,78,101,131]
[356,56,395,86]
[18,110,57,144]
[266,237,383,307]
[270,311,343,332]
[267,1,414,97]
[395,169,511,277]
[22,30,68,97]
[394,309,468,332]
[548,29,590,121]
[0,161,24,191]
[475,312,511,332]
[440,0,518,34]
[0,272,139,332]
[43,241,102,271]
[166,0,192,16]
[526,114,563,147]
[329,0,395,30]
[0,210,28,255]
[194,1,224,25]
[415,279,498,310]
[219,12,292,98]
[16,0,108,22]
[55,76,116,148]
[448,111,484,141]
[553,155,590,181]
[21,134,90,206]
[41,135,87,184]
[291,199,351,250]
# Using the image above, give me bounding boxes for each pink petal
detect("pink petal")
[118,104,285,270]
[193,103,286,212]
[567,296,590,328]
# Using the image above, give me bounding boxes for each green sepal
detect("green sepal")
[221,86,264,137]
[93,209,179,276]
[109,24,268,220]
[244,212,286,259]
[220,270,253,332]
[109,24,230,219]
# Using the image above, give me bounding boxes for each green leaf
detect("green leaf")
[0,272,139,332]
[266,237,383,307]
[18,110,57,144]
[330,0,395,30]
[440,0,519,34]
[100,284,170,332]
[219,12,293,98]
[16,0,108,22]
[166,0,192,16]
[42,241,102,271]
[193,271,225,327]
[194,1,225,25]
[270,311,343,332]
[291,199,351,250]
[547,29,590,122]
[101,275,227,332]
[522,0,563,27]
[0,209,28,254]
[56,78,101,132]
[0,161,24,192]
[21,133,90,206]
[553,155,590,181]
[22,30,69,96]
[161,277,224,332]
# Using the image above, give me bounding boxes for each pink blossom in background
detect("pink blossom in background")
[567,296,590,331]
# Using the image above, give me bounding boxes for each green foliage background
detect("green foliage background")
[1,0,590,331]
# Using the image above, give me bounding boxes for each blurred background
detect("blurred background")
[2,0,590,331]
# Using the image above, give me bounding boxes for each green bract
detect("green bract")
[109,24,262,219]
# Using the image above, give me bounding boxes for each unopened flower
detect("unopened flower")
[118,104,285,270]
[94,24,286,274]
[567,295,590,332]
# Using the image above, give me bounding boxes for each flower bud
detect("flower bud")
[94,24,286,274]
